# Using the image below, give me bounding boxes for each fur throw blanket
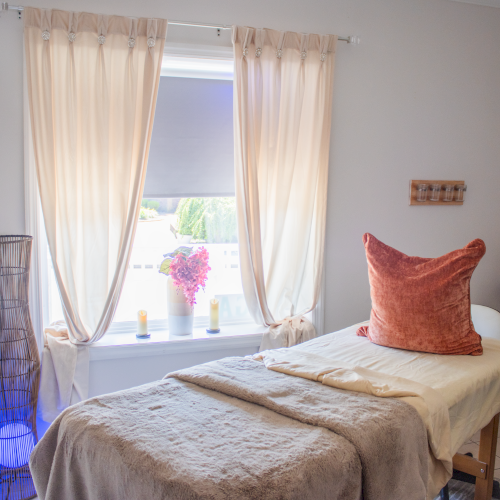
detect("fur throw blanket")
[30,357,428,500]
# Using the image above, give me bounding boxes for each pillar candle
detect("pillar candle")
[137,310,148,337]
[209,299,219,330]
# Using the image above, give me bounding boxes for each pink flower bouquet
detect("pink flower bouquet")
[159,247,210,307]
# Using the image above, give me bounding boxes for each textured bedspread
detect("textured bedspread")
[30,357,428,500]
[255,347,452,498]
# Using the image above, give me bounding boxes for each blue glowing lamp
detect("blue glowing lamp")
[0,235,41,499]
[0,423,36,468]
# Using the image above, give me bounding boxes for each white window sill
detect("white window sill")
[89,322,266,361]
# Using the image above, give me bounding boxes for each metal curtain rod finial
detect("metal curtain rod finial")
[342,35,361,45]
[2,2,23,10]
[0,3,360,44]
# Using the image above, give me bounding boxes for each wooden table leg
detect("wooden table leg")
[475,413,499,500]
[440,483,449,500]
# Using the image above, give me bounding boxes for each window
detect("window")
[42,44,253,330]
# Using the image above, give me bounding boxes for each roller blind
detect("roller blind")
[144,76,234,198]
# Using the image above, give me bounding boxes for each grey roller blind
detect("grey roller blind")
[144,76,234,198]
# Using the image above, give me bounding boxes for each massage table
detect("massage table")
[288,304,500,500]
[30,305,500,500]
[447,305,500,500]
[447,414,499,500]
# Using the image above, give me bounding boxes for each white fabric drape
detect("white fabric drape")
[23,46,44,354]
[38,322,90,422]
[232,26,336,348]
[259,316,317,351]
[24,8,167,419]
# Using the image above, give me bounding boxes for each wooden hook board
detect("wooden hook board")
[409,180,465,206]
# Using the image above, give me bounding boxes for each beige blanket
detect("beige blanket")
[30,357,428,500]
[254,348,453,498]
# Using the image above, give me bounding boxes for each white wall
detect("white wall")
[88,344,260,397]
[0,9,26,234]
[1,0,500,339]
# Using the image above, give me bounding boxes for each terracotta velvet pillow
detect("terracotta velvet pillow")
[357,233,485,356]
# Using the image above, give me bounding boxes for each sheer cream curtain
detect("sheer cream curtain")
[232,26,336,350]
[24,8,167,420]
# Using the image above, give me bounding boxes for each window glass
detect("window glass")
[113,197,250,324]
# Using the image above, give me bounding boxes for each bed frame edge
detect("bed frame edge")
[451,413,499,500]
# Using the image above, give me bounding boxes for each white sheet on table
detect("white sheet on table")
[291,321,500,455]
[256,322,500,498]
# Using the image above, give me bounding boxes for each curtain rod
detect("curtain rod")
[1,3,360,44]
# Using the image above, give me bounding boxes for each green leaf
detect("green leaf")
[159,258,172,276]
[175,246,193,257]
[164,246,193,259]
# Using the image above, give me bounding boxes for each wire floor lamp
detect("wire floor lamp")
[0,235,40,500]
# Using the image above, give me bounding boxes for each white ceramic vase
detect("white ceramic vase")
[177,234,193,244]
[167,276,194,335]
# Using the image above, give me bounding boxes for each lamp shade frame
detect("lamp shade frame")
[0,235,40,500]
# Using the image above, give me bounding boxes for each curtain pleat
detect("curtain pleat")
[232,26,336,348]
[24,7,167,419]
[25,7,166,343]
